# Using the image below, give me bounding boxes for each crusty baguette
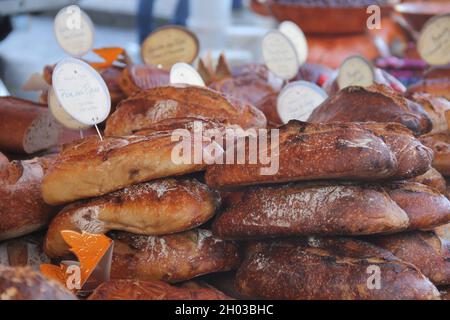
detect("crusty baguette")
[42,132,211,205]
[44,179,220,258]
[367,231,450,286]
[104,85,267,136]
[408,93,450,134]
[0,265,76,300]
[385,182,450,231]
[0,234,49,269]
[88,279,231,300]
[212,182,409,240]
[205,121,398,188]
[235,238,440,300]
[134,117,227,136]
[308,84,432,135]
[420,133,450,177]
[119,64,169,97]
[0,158,57,241]
[410,167,447,195]
[0,97,60,154]
[110,229,240,283]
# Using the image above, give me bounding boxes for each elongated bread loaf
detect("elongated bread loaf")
[110,229,240,283]
[235,238,440,300]
[410,168,447,195]
[212,182,409,239]
[44,179,220,258]
[206,121,398,188]
[42,132,211,205]
[104,85,267,136]
[88,279,231,300]
[420,133,450,177]
[367,231,450,286]
[408,93,450,134]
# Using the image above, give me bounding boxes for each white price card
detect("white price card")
[279,21,308,66]
[48,88,90,130]
[417,14,450,66]
[262,30,300,81]
[170,62,206,87]
[54,5,95,57]
[277,80,328,123]
[337,55,375,89]
[52,58,111,126]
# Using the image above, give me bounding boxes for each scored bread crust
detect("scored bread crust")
[205,121,398,188]
[88,279,231,300]
[212,182,409,240]
[44,179,221,258]
[110,229,241,283]
[367,231,450,286]
[0,158,57,241]
[0,265,76,300]
[420,133,450,177]
[235,238,440,300]
[104,85,267,136]
[308,84,432,135]
[42,132,209,205]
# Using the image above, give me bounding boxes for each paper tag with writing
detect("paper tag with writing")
[277,80,328,123]
[417,14,450,66]
[54,5,95,57]
[279,21,308,66]
[48,88,90,130]
[170,62,206,87]
[262,30,300,81]
[141,26,200,71]
[52,58,111,126]
[337,55,375,89]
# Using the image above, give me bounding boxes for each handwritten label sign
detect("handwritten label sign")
[277,81,328,123]
[337,55,375,89]
[48,88,89,130]
[279,21,308,66]
[417,14,450,66]
[141,26,200,71]
[54,5,95,57]
[170,62,206,87]
[262,30,300,81]
[52,58,111,126]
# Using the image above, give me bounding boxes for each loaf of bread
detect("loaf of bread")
[205,121,398,188]
[0,152,8,169]
[408,79,450,100]
[104,85,267,136]
[420,133,450,177]
[0,157,57,241]
[367,231,450,286]
[212,182,409,239]
[385,182,450,231]
[408,93,450,134]
[255,92,283,128]
[410,168,447,195]
[110,229,240,283]
[308,85,432,135]
[88,279,231,300]
[235,238,440,300]
[44,178,220,257]
[435,223,450,241]
[0,97,60,154]
[0,265,76,300]
[42,132,213,205]
[119,64,170,97]
[134,117,227,136]
[0,234,49,269]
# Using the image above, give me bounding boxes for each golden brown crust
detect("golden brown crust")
[119,64,170,97]
[0,158,57,241]
[134,117,227,136]
[435,223,450,241]
[212,182,409,240]
[110,229,241,283]
[410,167,447,195]
[408,79,450,100]
[235,238,440,300]
[255,92,283,128]
[309,84,432,135]
[88,279,231,300]
[367,231,450,286]
[420,133,450,177]
[104,85,267,136]
[44,179,220,258]
[205,121,398,188]
[42,133,209,205]
[0,266,76,300]
[408,93,450,134]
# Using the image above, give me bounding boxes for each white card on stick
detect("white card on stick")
[170,62,206,87]
[48,88,90,130]
[277,80,328,123]
[337,55,375,89]
[52,58,111,126]
[54,5,95,57]
[417,14,450,66]
[262,30,300,81]
[279,21,308,66]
